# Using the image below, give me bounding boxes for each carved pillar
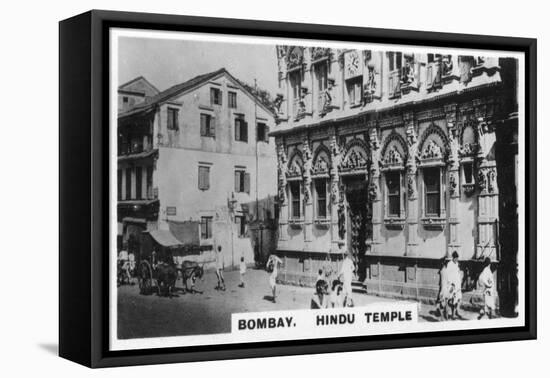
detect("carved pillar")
[302,137,313,246]
[445,104,461,256]
[475,107,499,260]
[276,143,289,242]
[329,133,342,252]
[405,114,419,256]
[368,126,382,255]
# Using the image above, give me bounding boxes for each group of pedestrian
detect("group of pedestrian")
[213,245,249,291]
[311,241,355,309]
[436,251,496,320]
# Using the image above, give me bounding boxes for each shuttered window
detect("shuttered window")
[228,91,237,108]
[347,77,362,106]
[235,116,248,142]
[198,165,210,191]
[424,167,441,217]
[234,169,250,193]
[210,87,222,105]
[256,123,269,142]
[200,113,215,137]
[167,108,179,130]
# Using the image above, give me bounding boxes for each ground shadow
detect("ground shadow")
[38,343,58,356]
[263,295,274,302]
[419,310,443,322]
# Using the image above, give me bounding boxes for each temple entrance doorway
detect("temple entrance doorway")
[342,175,371,282]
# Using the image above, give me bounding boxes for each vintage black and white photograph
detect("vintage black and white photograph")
[109,28,525,351]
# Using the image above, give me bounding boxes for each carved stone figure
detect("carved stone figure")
[274,93,284,114]
[442,55,453,76]
[421,140,444,160]
[340,148,368,171]
[449,171,458,196]
[487,168,496,193]
[330,136,341,175]
[384,145,404,166]
[407,175,416,199]
[277,145,288,203]
[303,141,313,203]
[406,125,418,172]
[363,67,377,103]
[368,181,378,202]
[478,169,487,192]
[312,155,329,174]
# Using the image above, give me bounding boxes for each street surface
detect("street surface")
[117,268,482,339]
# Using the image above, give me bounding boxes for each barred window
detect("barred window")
[315,179,327,218]
[386,171,401,217]
[289,181,302,219]
[424,167,441,216]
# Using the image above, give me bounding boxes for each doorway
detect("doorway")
[342,175,371,282]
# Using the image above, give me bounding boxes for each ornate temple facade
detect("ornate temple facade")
[271,46,518,304]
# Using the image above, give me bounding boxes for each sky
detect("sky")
[118,36,279,95]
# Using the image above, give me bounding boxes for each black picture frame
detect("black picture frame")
[59,9,537,368]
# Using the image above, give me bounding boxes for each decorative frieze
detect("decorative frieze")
[302,139,313,204]
[277,144,288,204]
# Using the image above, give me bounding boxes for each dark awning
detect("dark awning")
[148,229,183,247]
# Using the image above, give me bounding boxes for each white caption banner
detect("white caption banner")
[231,302,419,342]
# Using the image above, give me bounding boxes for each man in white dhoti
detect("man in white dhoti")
[478,257,496,319]
[338,242,355,307]
[446,251,463,319]
[267,254,282,303]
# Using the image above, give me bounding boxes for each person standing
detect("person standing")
[446,251,463,319]
[436,256,451,319]
[267,254,282,303]
[478,257,496,319]
[338,242,355,307]
[238,256,246,288]
[215,245,225,291]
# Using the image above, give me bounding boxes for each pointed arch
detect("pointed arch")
[312,143,331,176]
[287,150,304,178]
[418,123,449,164]
[339,137,370,173]
[380,131,408,169]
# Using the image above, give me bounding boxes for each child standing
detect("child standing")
[239,256,246,288]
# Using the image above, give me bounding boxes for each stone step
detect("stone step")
[352,281,368,294]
